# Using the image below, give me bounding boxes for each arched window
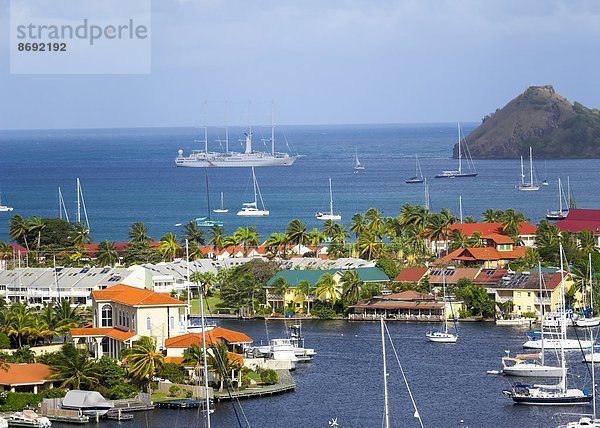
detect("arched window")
[101,305,113,327]
[131,314,135,330]
[146,317,151,331]
[169,316,175,330]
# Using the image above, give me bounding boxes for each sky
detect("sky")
[1,0,600,129]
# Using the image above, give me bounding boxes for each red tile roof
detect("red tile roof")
[0,363,53,386]
[483,233,514,244]
[393,267,428,283]
[449,222,536,236]
[92,284,186,307]
[556,209,600,233]
[384,290,434,300]
[443,246,528,262]
[70,326,137,341]
[164,327,253,349]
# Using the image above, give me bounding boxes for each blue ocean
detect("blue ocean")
[1,123,599,243]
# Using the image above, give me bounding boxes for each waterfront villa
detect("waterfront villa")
[428,221,537,254]
[0,363,56,393]
[70,284,187,359]
[348,290,463,321]
[265,267,389,312]
[164,327,253,361]
[439,233,528,268]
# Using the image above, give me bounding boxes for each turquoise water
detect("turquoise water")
[1,124,599,242]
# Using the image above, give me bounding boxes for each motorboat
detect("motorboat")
[8,411,51,427]
[60,390,114,416]
[501,352,563,378]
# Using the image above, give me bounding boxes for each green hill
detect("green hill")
[458,85,600,159]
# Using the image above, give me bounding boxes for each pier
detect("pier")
[214,370,295,401]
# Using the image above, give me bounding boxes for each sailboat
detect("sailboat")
[501,263,563,378]
[237,167,269,216]
[515,147,540,191]
[405,154,424,183]
[503,243,593,405]
[547,178,569,220]
[425,274,458,343]
[353,148,365,172]
[435,123,477,178]
[315,178,341,221]
[381,318,424,428]
[0,187,13,212]
[576,253,600,328]
[195,169,224,227]
[213,192,228,213]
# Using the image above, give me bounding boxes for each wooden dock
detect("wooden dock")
[155,399,209,410]
[214,370,295,401]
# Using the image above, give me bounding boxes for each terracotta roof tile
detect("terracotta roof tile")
[393,267,428,283]
[70,326,137,341]
[165,327,253,349]
[449,222,536,236]
[92,284,186,307]
[482,233,514,244]
[0,363,53,386]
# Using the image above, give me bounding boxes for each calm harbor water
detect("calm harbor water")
[1,124,600,242]
[52,320,599,428]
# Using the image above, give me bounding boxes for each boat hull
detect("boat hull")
[175,154,298,168]
[434,172,478,178]
[523,339,593,350]
[507,395,592,406]
[426,331,458,343]
[576,318,600,328]
[496,318,535,326]
[502,365,564,378]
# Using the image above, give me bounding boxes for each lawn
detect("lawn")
[189,293,233,314]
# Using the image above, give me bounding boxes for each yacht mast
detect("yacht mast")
[529,147,534,186]
[225,101,229,154]
[328,178,334,216]
[558,178,563,213]
[538,262,545,366]
[204,111,208,154]
[271,100,275,156]
[381,318,390,428]
[559,242,567,393]
[459,195,463,224]
[520,157,525,186]
[205,168,211,220]
[76,178,81,224]
[199,250,211,427]
[252,167,258,206]
[457,123,462,174]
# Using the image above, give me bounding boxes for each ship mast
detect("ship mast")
[529,147,534,187]
[328,178,334,216]
[271,100,275,156]
[457,122,462,174]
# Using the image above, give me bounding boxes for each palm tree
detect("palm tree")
[9,215,30,251]
[365,208,383,237]
[207,342,242,392]
[223,234,241,257]
[286,219,307,253]
[295,280,314,315]
[425,214,446,256]
[315,273,341,306]
[183,343,205,382]
[126,336,164,390]
[128,222,151,243]
[27,216,45,261]
[27,319,52,346]
[208,226,225,258]
[272,277,290,309]
[232,227,259,257]
[265,232,289,259]
[188,242,205,260]
[96,240,119,267]
[578,230,596,255]
[190,271,216,299]
[322,220,338,239]
[501,208,526,241]
[6,302,34,347]
[341,269,364,306]
[54,299,83,338]
[482,208,504,223]
[350,214,366,239]
[184,222,205,246]
[357,230,383,260]
[0,242,11,267]
[49,344,100,389]
[535,220,561,263]
[39,303,59,344]
[449,229,469,251]
[71,222,91,248]
[159,232,181,261]
[306,228,326,255]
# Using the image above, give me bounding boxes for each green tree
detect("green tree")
[159,232,181,262]
[9,215,30,251]
[71,223,92,248]
[49,344,100,390]
[126,336,164,391]
[295,280,314,315]
[184,222,205,246]
[315,273,341,306]
[208,226,225,257]
[340,270,364,306]
[96,240,119,267]
[207,343,242,392]
[265,233,289,259]
[232,227,259,257]
[6,302,35,347]
[128,222,151,243]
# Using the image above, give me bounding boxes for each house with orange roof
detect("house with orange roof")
[71,284,187,359]
[428,222,537,255]
[439,232,528,269]
[0,362,57,393]
[164,327,253,358]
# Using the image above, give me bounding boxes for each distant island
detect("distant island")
[457,85,600,159]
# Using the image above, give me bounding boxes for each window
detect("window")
[170,316,175,330]
[125,313,129,328]
[101,304,113,327]
[146,317,151,331]
[132,315,135,330]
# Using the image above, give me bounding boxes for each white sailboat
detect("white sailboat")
[0,187,13,212]
[237,167,269,217]
[406,154,424,184]
[426,275,458,343]
[515,147,540,191]
[504,243,593,405]
[501,263,563,378]
[213,192,228,213]
[577,253,600,328]
[547,178,569,220]
[315,178,341,221]
[435,123,477,178]
[353,147,365,172]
